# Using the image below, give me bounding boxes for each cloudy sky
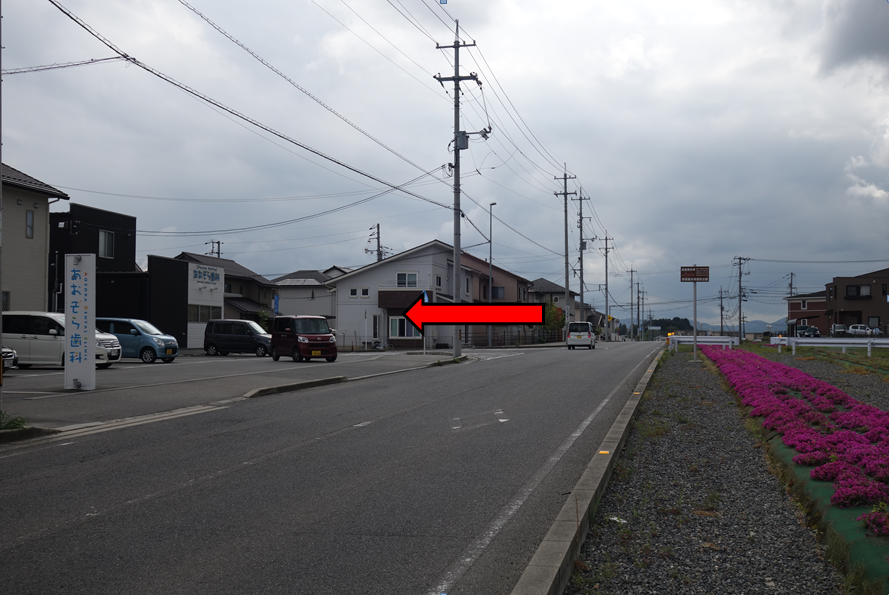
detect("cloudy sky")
[4,0,889,328]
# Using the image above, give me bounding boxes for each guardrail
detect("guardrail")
[770,336,889,357]
[667,335,738,352]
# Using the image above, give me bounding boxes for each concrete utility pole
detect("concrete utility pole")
[636,283,641,341]
[205,240,222,258]
[629,269,636,341]
[572,191,590,324]
[488,202,496,348]
[1,5,4,413]
[554,168,576,332]
[720,287,725,336]
[435,20,478,359]
[735,256,750,341]
[602,236,612,340]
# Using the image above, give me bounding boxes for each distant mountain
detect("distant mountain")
[698,318,787,334]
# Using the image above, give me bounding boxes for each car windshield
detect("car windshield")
[246,321,268,335]
[133,320,164,336]
[293,318,330,334]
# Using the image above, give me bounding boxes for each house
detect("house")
[824,269,889,334]
[49,203,138,311]
[174,253,278,323]
[1,164,69,311]
[324,240,537,349]
[272,267,351,320]
[783,291,827,336]
[529,277,577,315]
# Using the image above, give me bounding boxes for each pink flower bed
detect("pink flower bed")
[702,347,889,520]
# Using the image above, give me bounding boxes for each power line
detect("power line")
[2,56,127,74]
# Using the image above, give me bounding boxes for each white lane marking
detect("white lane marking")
[428,355,654,595]
[353,421,373,428]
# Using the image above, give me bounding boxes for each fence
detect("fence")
[464,328,564,347]
[770,337,889,357]
[667,335,738,352]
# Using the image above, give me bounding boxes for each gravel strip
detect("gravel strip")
[566,350,845,595]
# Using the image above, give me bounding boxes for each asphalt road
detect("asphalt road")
[0,342,660,595]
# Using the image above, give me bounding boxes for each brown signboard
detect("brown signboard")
[680,266,709,282]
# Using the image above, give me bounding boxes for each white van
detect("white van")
[2,311,122,369]
[567,322,596,350]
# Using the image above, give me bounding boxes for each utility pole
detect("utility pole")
[205,240,222,258]
[629,269,636,341]
[735,256,750,341]
[1,4,5,414]
[788,272,794,297]
[572,191,590,325]
[602,236,612,340]
[488,202,496,348]
[435,20,479,359]
[719,287,725,336]
[364,224,384,262]
[554,168,576,333]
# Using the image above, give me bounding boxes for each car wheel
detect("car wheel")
[161,358,175,363]
[17,364,31,370]
[206,344,219,356]
[96,362,112,369]
[255,344,267,357]
[271,347,280,361]
[326,355,337,362]
[140,347,158,364]
[291,348,302,362]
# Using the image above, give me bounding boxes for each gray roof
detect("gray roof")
[273,269,330,283]
[529,277,579,297]
[175,252,275,286]
[2,163,69,199]
[277,278,324,287]
[226,297,273,314]
[783,290,826,300]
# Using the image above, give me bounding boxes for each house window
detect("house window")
[553,296,560,304]
[187,304,222,322]
[801,300,807,310]
[397,272,418,287]
[846,285,871,298]
[99,230,114,258]
[349,287,358,298]
[828,287,834,301]
[361,287,369,298]
[482,284,488,300]
[2,291,9,311]
[465,277,470,295]
[798,319,808,326]
[372,314,380,339]
[492,287,505,300]
[26,211,34,239]
[389,316,420,338]
[883,284,887,296]
[435,275,442,288]
[224,283,232,293]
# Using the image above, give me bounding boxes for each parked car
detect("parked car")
[1,311,121,369]
[270,315,337,362]
[848,324,872,336]
[795,325,818,337]
[204,319,271,356]
[829,324,847,337]
[2,346,18,370]
[567,322,596,350]
[96,318,179,363]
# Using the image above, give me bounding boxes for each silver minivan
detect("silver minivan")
[567,321,596,350]
[2,311,122,369]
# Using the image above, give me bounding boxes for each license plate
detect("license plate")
[166,349,173,354]
[312,350,321,356]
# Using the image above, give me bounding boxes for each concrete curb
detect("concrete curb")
[243,376,348,399]
[0,426,62,444]
[510,348,665,595]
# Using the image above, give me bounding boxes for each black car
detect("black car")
[203,319,271,357]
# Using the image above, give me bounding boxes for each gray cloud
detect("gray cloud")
[820,0,889,72]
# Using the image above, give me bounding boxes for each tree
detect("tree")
[544,300,565,330]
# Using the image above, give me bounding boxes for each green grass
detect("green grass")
[0,411,28,430]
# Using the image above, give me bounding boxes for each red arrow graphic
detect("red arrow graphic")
[404,295,544,334]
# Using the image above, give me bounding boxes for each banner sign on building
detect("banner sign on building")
[680,266,710,283]
[65,254,96,390]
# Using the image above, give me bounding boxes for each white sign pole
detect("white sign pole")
[64,254,96,390]
[693,278,698,361]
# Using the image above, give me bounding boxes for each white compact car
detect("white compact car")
[1,311,122,369]
[567,322,596,350]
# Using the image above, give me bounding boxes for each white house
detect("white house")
[325,240,479,349]
[272,267,350,319]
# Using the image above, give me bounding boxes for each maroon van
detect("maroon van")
[270,315,337,363]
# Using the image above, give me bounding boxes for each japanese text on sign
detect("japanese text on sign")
[680,266,709,283]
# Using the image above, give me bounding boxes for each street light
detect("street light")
[488,202,496,348]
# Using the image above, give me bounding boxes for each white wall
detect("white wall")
[186,262,224,348]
